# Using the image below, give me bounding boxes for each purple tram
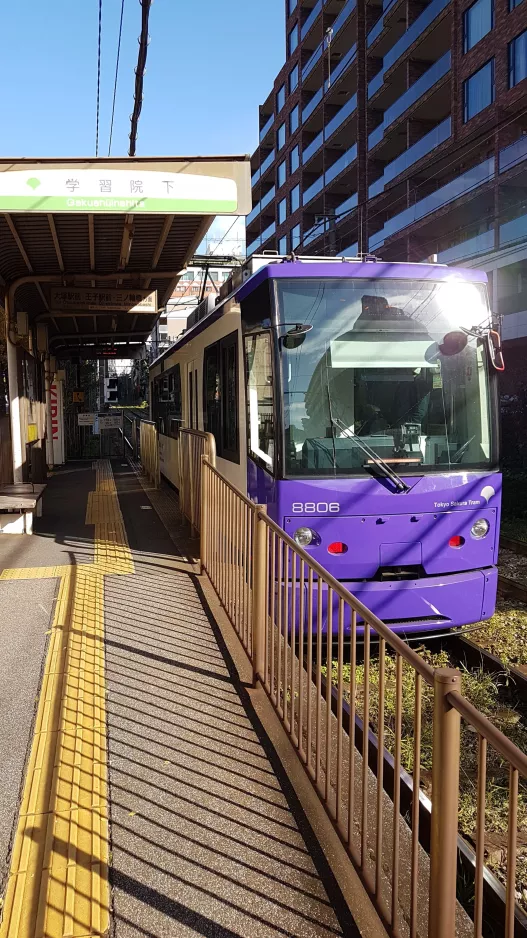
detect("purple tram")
[150,253,503,634]
[239,256,503,634]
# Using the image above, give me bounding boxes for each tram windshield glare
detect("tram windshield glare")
[275,278,495,477]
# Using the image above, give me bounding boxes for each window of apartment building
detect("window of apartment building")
[509,29,527,86]
[289,105,299,134]
[277,160,287,188]
[289,64,299,93]
[463,59,495,121]
[279,235,288,254]
[463,0,493,53]
[278,198,287,225]
[288,24,299,54]
[291,184,300,213]
[277,123,286,150]
[288,0,298,14]
[290,145,300,173]
[276,85,285,113]
[510,0,524,11]
[291,224,301,250]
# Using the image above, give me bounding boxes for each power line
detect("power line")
[129,0,152,157]
[209,217,241,256]
[108,0,126,157]
[95,0,103,156]
[303,104,527,256]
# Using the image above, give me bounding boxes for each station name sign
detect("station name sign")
[0,168,241,214]
[50,287,157,313]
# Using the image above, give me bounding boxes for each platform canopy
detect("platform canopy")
[0,156,251,358]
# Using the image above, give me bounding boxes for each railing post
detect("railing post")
[428,667,462,938]
[252,505,268,686]
[200,455,209,576]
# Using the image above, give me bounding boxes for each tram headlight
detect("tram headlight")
[471,518,490,539]
[293,527,315,547]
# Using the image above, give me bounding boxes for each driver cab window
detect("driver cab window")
[245,332,275,471]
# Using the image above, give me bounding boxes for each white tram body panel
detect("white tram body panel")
[150,294,247,494]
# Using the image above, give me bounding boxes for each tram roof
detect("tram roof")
[0,155,251,358]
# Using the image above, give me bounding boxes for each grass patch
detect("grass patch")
[465,600,527,668]
[325,648,527,905]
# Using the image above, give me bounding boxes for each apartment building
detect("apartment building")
[247,0,527,345]
[147,267,235,360]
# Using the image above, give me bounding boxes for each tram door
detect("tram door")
[186,361,199,429]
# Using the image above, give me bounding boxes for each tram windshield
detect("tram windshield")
[275,278,496,477]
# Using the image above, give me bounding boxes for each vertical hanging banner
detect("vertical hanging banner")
[50,379,65,464]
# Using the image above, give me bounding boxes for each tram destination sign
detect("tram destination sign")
[50,287,157,314]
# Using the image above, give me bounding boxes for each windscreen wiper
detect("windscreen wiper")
[452,435,476,464]
[331,417,410,493]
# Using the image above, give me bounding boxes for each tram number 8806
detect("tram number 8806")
[292,503,340,514]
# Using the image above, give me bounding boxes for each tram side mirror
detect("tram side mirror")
[438,331,468,356]
[487,329,505,371]
[282,323,313,349]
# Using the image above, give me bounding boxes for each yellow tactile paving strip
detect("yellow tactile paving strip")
[0,461,133,938]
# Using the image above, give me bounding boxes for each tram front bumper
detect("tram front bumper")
[290,566,498,636]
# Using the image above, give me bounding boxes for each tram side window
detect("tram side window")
[203,331,240,463]
[152,364,182,438]
[245,332,275,472]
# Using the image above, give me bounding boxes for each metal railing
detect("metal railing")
[199,456,527,938]
[179,429,216,534]
[123,413,140,460]
[139,420,160,487]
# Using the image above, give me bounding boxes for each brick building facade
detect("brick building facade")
[247,0,527,352]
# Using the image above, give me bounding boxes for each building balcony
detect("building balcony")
[303,174,325,206]
[302,85,324,123]
[336,191,358,215]
[301,0,356,84]
[368,0,451,97]
[302,43,324,83]
[247,221,276,258]
[369,157,494,250]
[368,52,451,151]
[302,93,357,167]
[301,0,323,40]
[500,136,527,175]
[332,0,356,38]
[259,113,274,144]
[302,144,357,210]
[500,214,527,249]
[338,240,359,257]
[437,230,495,264]
[325,143,357,186]
[303,130,325,166]
[302,191,358,248]
[302,44,357,128]
[246,186,276,227]
[368,117,451,197]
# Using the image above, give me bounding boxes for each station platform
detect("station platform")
[0,460,380,938]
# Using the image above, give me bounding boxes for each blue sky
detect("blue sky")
[2,0,284,159]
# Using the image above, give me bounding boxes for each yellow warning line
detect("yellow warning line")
[0,460,133,938]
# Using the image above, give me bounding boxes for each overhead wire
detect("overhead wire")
[129,0,152,157]
[108,0,126,156]
[95,0,103,156]
[210,217,241,255]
